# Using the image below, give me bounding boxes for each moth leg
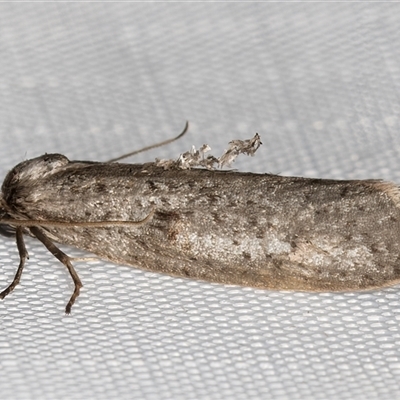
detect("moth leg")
[0,227,29,300]
[30,227,82,314]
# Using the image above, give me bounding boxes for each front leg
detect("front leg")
[0,226,29,300]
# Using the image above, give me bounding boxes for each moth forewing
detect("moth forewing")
[1,131,400,313]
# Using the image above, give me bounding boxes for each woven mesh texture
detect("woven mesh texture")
[1,4,400,400]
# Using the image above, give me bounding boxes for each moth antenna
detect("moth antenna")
[0,208,155,228]
[107,121,189,163]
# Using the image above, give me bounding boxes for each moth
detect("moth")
[1,122,400,313]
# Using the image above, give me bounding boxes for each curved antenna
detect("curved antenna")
[107,121,189,163]
[0,207,155,229]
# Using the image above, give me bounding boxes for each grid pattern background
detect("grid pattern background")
[1,4,400,400]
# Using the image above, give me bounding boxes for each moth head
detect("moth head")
[1,154,71,214]
[2,154,70,189]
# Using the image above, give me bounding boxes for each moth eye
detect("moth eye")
[9,171,20,185]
